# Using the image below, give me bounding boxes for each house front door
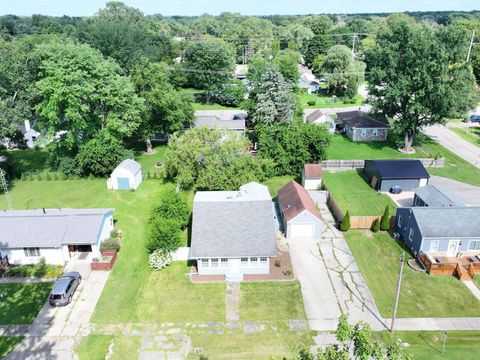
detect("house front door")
[447,240,460,257]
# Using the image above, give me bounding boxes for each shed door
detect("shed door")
[117,177,130,190]
[290,223,314,239]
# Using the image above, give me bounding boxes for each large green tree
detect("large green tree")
[77,1,175,71]
[183,40,235,103]
[314,44,366,98]
[274,49,301,84]
[165,127,273,191]
[367,15,478,152]
[250,65,296,127]
[257,122,331,176]
[35,40,144,154]
[132,60,194,153]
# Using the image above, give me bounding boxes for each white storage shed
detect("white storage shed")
[107,159,142,190]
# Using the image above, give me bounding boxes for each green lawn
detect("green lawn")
[328,135,480,187]
[262,175,295,198]
[450,127,480,148]
[76,335,141,360]
[0,283,52,324]
[323,170,397,216]
[0,337,23,358]
[345,230,480,318]
[298,91,364,109]
[374,331,480,360]
[240,282,306,321]
[135,144,168,174]
[179,87,239,110]
[188,330,312,360]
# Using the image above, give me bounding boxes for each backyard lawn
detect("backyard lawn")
[0,283,52,324]
[374,331,480,360]
[323,170,397,216]
[328,135,480,187]
[134,144,168,174]
[298,91,364,109]
[262,175,295,198]
[345,230,480,318]
[240,282,306,321]
[179,87,239,110]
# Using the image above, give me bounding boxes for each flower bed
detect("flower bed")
[91,250,118,271]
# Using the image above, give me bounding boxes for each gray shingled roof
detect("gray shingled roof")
[190,184,277,258]
[410,207,480,238]
[0,209,114,248]
[195,116,245,130]
[114,159,140,175]
[414,185,466,207]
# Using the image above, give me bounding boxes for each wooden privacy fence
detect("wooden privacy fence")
[323,183,395,229]
[321,157,445,171]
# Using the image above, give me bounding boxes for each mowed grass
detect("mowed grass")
[188,329,312,360]
[328,135,480,187]
[240,282,306,321]
[262,175,295,198]
[298,92,364,109]
[374,331,480,360]
[76,335,141,360]
[135,144,168,174]
[323,170,397,216]
[0,337,24,358]
[345,230,480,318]
[0,283,52,325]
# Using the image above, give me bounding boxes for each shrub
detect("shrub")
[340,211,351,231]
[380,206,390,231]
[371,218,380,232]
[145,216,181,253]
[149,248,173,270]
[88,173,95,180]
[36,173,42,181]
[152,187,190,228]
[153,171,159,180]
[110,229,122,240]
[29,173,33,181]
[33,257,47,277]
[283,269,292,276]
[100,238,121,252]
[146,170,151,179]
[307,100,316,106]
[5,266,31,277]
[20,173,26,181]
[275,260,281,267]
[46,172,52,181]
[53,173,59,180]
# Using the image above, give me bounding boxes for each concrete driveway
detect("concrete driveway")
[288,205,386,331]
[386,191,414,207]
[429,175,480,207]
[5,256,111,360]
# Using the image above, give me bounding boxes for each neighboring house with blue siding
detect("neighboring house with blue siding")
[394,207,480,267]
[413,185,466,207]
[189,182,277,281]
[364,159,430,192]
[277,181,324,240]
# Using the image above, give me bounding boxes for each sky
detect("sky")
[0,0,478,17]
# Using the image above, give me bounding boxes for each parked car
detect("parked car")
[49,272,81,306]
[468,115,480,123]
[232,114,244,121]
[390,186,402,194]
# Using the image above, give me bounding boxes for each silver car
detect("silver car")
[49,272,81,306]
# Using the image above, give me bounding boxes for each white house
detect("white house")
[22,120,41,149]
[277,181,324,240]
[0,208,114,265]
[302,164,323,190]
[107,159,142,190]
[189,182,277,281]
[305,110,335,134]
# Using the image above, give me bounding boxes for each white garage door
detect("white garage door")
[290,223,314,239]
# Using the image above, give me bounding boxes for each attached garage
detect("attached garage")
[107,159,143,191]
[277,181,324,240]
[364,159,430,192]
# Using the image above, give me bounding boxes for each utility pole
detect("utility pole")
[442,331,448,354]
[467,30,475,62]
[352,33,357,58]
[390,253,405,333]
[0,169,13,210]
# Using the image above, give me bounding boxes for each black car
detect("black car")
[232,114,244,120]
[389,186,402,194]
[49,272,81,306]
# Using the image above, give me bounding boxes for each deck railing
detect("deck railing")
[419,252,480,279]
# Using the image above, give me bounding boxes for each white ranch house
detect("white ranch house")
[107,159,142,190]
[0,208,114,265]
[189,182,277,281]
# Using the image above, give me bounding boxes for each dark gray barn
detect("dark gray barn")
[364,159,430,192]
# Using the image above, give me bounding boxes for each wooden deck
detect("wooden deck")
[419,253,480,280]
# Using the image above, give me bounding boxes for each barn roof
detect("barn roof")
[277,181,322,222]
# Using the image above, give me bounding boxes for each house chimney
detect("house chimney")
[24,120,31,132]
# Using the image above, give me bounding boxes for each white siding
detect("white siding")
[97,214,114,245]
[1,247,67,265]
[286,210,323,240]
[419,178,429,187]
[303,178,322,190]
[196,257,270,276]
[108,165,143,190]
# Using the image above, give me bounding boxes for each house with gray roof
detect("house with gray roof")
[336,110,390,141]
[0,208,114,265]
[394,207,480,265]
[413,185,466,208]
[189,182,277,281]
[194,115,245,137]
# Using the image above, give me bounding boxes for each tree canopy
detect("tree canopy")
[366,14,478,151]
